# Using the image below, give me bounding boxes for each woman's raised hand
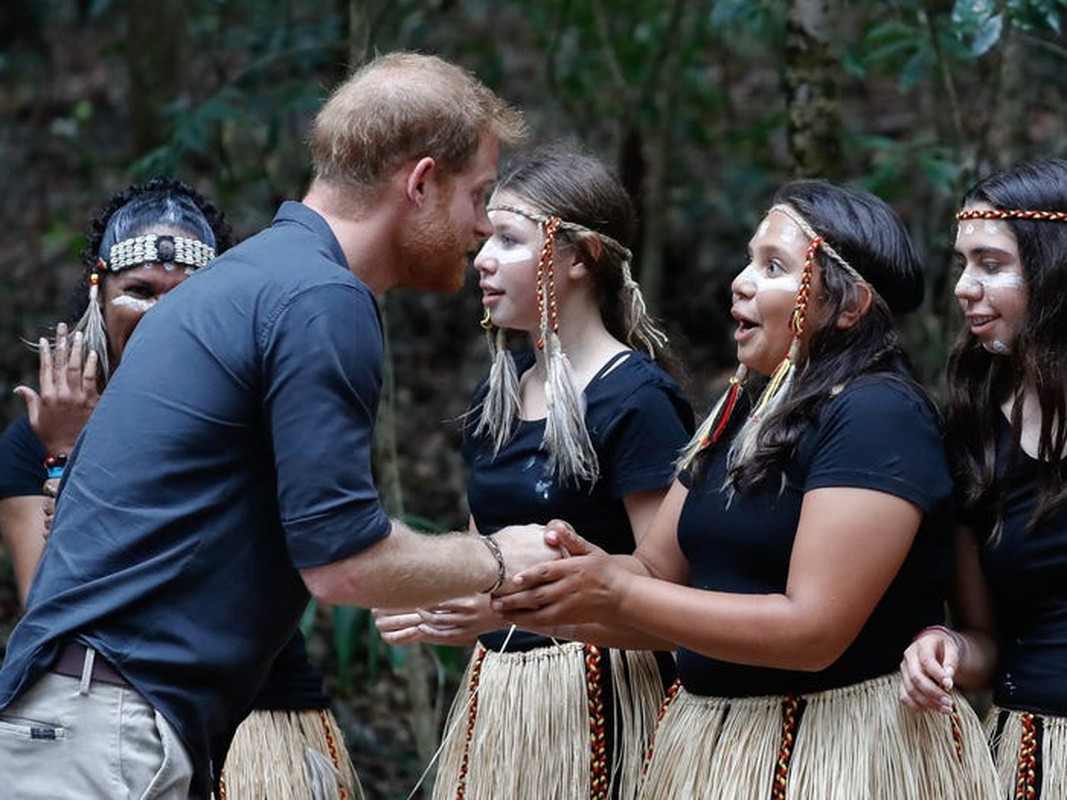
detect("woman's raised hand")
[15,322,100,455]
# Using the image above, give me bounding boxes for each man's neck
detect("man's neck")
[302,182,398,296]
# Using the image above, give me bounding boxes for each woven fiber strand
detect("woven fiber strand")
[221,708,360,800]
[987,706,1067,799]
[434,641,666,800]
[638,673,998,800]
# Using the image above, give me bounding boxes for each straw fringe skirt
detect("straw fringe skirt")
[432,641,667,800]
[220,708,361,800]
[987,706,1067,798]
[638,673,999,800]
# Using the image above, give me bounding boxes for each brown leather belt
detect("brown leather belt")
[52,641,130,688]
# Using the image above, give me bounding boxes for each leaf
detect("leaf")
[951,0,997,28]
[299,598,317,638]
[331,605,368,692]
[899,48,933,90]
[968,13,1004,56]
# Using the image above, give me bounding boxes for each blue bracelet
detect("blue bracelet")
[44,453,67,480]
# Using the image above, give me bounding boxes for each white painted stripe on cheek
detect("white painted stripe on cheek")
[957,269,1025,291]
[735,263,800,293]
[110,296,155,313]
[480,240,533,264]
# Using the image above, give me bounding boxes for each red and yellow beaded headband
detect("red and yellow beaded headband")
[957,208,1067,222]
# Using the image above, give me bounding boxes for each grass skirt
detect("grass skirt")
[987,705,1067,798]
[432,641,667,800]
[638,673,999,800]
[220,708,361,800]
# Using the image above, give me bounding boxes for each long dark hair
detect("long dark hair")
[727,180,928,490]
[946,158,1067,529]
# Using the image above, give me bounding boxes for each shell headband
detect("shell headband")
[102,233,216,273]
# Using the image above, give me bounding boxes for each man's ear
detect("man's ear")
[835,282,874,329]
[405,157,437,206]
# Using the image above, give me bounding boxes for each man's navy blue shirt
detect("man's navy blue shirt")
[0,202,392,796]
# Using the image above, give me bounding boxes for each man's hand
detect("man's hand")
[491,520,625,627]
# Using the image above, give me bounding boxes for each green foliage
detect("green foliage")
[2,6,1066,793]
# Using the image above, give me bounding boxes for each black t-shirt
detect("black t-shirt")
[0,414,48,499]
[464,350,693,651]
[976,415,1067,716]
[676,376,953,697]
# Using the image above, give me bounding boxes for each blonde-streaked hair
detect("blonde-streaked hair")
[310,52,526,204]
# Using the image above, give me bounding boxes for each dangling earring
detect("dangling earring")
[70,260,111,383]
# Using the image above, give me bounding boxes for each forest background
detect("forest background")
[0,1,1064,797]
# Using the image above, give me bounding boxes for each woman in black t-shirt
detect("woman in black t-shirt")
[900,159,1067,798]
[495,180,999,799]
[374,145,693,800]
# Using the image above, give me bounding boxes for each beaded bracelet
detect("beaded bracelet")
[479,535,507,595]
[44,453,68,480]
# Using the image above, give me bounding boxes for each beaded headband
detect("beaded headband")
[956,208,1067,222]
[103,233,216,273]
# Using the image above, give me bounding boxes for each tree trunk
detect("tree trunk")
[985,28,1027,169]
[126,0,186,156]
[784,0,843,178]
[350,4,437,786]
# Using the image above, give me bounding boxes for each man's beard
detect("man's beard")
[398,205,469,294]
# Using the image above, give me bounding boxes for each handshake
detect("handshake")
[375,520,611,647]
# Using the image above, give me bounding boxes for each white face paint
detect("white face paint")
[477,237,534,265]
[954,203,1029,355]
[954,267,1026,292]
[733,261,801,293]
[110,295,156,313]
[779,223,799,244]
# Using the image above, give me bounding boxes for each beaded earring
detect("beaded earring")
[535,215,599,486]
[74,260,112,380]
